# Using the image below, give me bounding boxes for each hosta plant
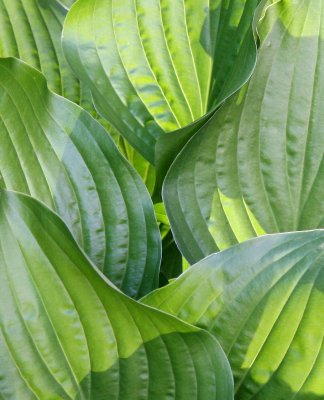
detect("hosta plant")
[0,0,323,399]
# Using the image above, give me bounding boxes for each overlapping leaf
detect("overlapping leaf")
[118,137,156,195]
[62,0,262,170]
[0,189,233,400]
[0,57,160,298]
[0,0,158,194]
[163,0,324,263]
[0,0,122,144]
[143,230,324,399]
[0,0,84,105]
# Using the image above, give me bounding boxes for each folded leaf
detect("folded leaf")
[0,189,233,400]
[163,0,324,263]
[62,0,262,168]
[143,230,324,399]
[0,57,160,298]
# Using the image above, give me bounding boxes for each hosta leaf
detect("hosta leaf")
[0,0,110,129]
[0,57,160,298]
[62,0,262,166]
[118,137,156,196]
[0,0,156,193]
[0,189,233,400]
[154,0,270,190]
[163,0,324,263]
[0,0,79,103]
[143,230,324,399]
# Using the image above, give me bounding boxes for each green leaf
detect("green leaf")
[62,0,262,167]
[0,0,77,102]
[0,0,113,131]
[0,57,161,298]
[118,137,156,196]
[163,0,324,263]
[0,189,233,400]
[143,230,324,399]
[58,0,75,8]
[160,230,182,284]
[154,202,170,227]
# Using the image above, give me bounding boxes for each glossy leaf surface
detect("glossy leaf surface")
[0,189,233,400]
[62,0,262,165]
[163,0,324,263]
[0,58,160,298]
[143,230,324,399]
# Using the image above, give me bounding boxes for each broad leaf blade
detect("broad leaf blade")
[0,0,114,131]
[0,57,160,298]
[0,0,78,102]
[143,230,324,399]
[0,189,233,400]
[62,0,262,166]
[163,0,324,263]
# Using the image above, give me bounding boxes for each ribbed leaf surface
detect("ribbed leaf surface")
[0,189,233,400]
[0,0,116,134]
[62,0,262,166]
[0,58,160,298]
[143,230,324,399]
[0,0,81,103]
[163,0,324,263]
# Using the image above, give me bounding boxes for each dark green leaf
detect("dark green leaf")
[160,230,182,284]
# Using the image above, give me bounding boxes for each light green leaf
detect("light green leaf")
[143,230,324,399]
[62,0,262,168]
[0,0,78,103]
[0,0,113,131]
[0,189,233,400]
[154,202,170,227]
[163,0,324,263]
[0,57,161,298]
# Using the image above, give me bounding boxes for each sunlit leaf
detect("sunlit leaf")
[163,0,324,263]
[0,188,233,400]
[62,0,263,172]
[143,230,324,399]
[0,57,160,298]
